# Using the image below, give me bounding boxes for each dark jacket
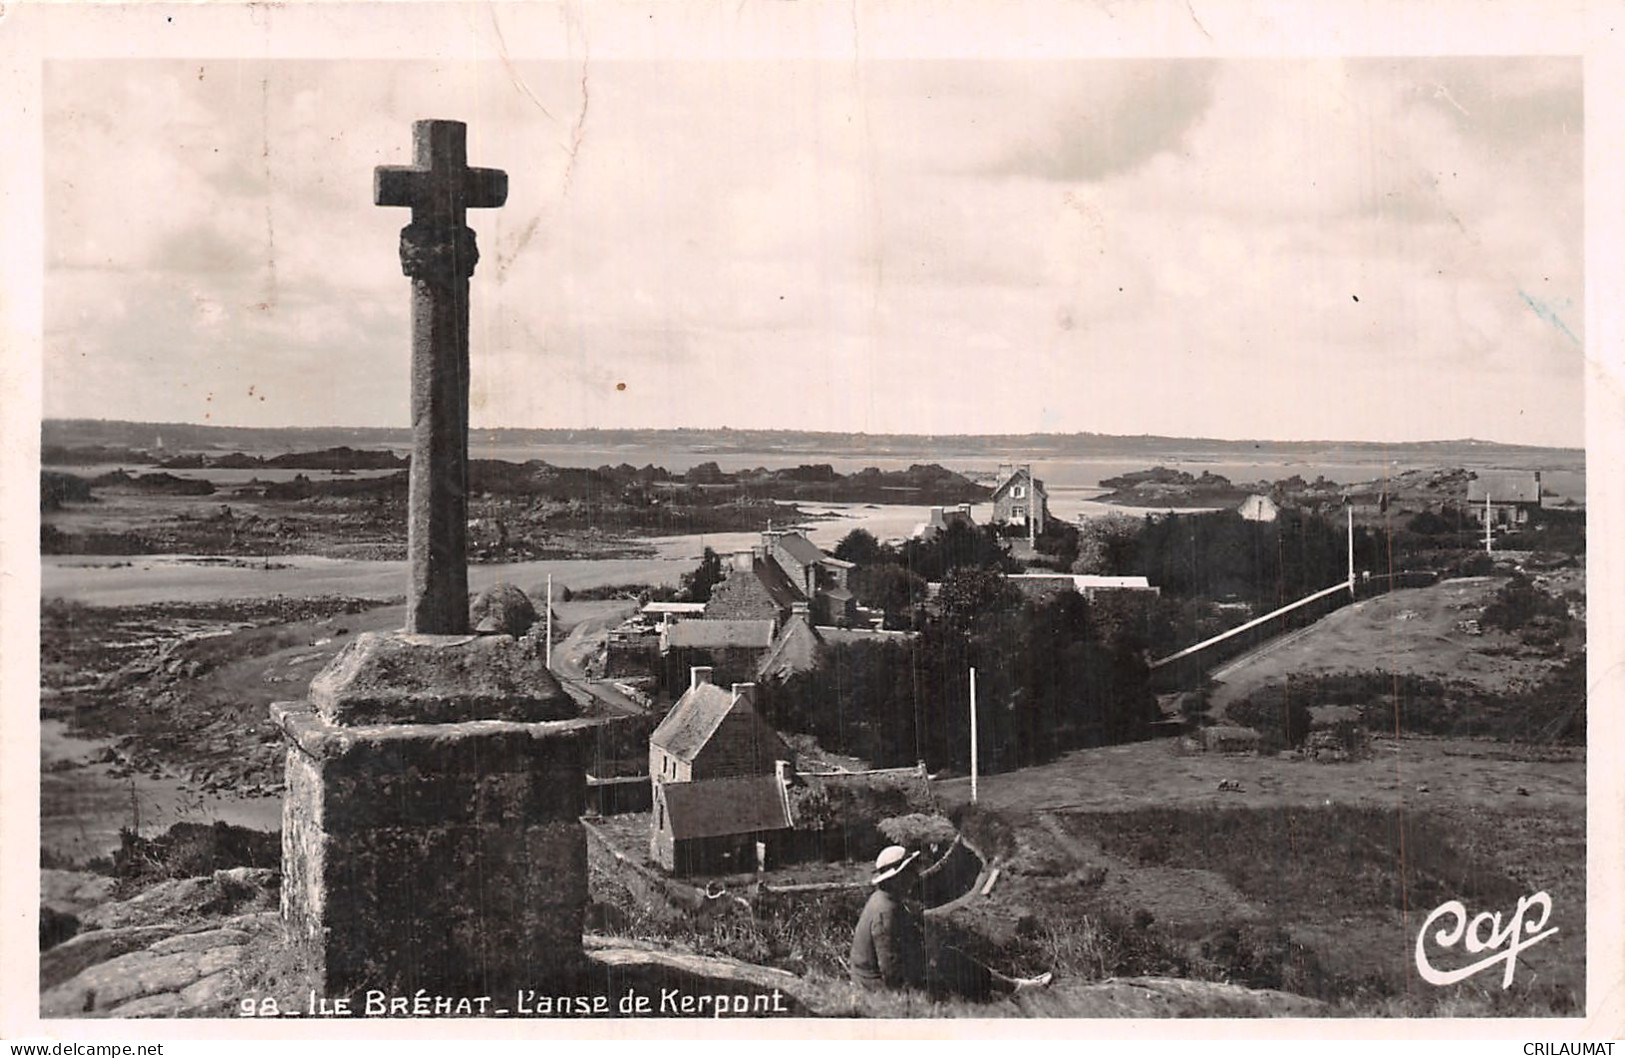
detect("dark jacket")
[849,888,925,989]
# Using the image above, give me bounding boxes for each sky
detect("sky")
[41,55,1584,446]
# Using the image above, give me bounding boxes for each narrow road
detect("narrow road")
[556,672,648,716]
[549,600,650,716]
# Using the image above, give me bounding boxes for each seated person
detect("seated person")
[849,845,1052,999]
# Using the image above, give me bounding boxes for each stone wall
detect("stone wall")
[605,636,660,679]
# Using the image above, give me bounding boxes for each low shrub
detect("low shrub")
[1225,689,1313,750]
[113,821,281,883]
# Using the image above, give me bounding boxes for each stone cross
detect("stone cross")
[375,119,508,634]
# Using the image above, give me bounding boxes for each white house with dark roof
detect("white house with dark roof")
[991,464,1049,535]
[1467,471,1543,528]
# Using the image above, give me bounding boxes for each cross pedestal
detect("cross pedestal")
[275,120,588,1004]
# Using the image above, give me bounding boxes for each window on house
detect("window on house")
[1012,485,1025,499]
[1012,506,1025,521]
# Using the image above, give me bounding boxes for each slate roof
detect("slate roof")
[662,775,791,840]
[1467,471,1542,505]
[774,532,827,567]
[665,619,777,649]
[756,616,824,681]
[650,684,738,760]
[650,681,788,766]
[992,468,1047,501]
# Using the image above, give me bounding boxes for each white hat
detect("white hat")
[871,845,921,886]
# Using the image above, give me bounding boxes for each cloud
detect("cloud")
[41,56,1583,446]
[977,60,1218,182]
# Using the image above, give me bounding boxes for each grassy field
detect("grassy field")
[929,572,1588,1015]
[1207,570,1583,716]
[580,571,1587,1017]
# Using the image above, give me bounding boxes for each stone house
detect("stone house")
[754,602,823,683]
[648,668,795,873]
[1467,471,1543,529]
[704,531,856,628]
[991,464,1049,535]
[661,619,777,688]
[754,603,918,684]
[651,773,792,875]
[764,530,856,623]
[649,669,790,785]
[704,547,806,626]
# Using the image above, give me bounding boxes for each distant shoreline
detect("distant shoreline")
[41,418,1585,468]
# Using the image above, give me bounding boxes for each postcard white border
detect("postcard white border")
[2,0,1620,1043]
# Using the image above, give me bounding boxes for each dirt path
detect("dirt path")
[551,600,638,679]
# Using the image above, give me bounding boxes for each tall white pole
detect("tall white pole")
[1027,464,1036,548]
[1485,493,1493,554]
[969,667,979,804]
[545,573,554,669]
[1347,503,1355,597]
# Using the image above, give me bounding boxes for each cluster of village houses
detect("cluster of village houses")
[622,465,1549,875]
[612,466,1151,874]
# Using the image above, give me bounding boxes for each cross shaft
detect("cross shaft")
[375,119,508,635]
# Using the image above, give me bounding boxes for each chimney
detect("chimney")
[790,601,811,618]
[731,549,754,571]
[690,666,713,690]
[930,506,944,519]
[775,759,793,786]
[958,503,972,516]
[731,682,756,706]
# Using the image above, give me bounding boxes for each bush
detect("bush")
[878,813,959,852]
[1482,575,1570,633]
[1225,687,1313,750]
[113,821,281,883]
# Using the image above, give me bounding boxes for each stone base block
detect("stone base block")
[274,704,596,1000]
[309,631,575,724]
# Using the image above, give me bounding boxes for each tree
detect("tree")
[833,527,887,566]
[853,564,929,629]
[902,521,1013,581]
[1034,520,1080,570]
[678,546,726,603]
[934,566,1020,638]
[1071,513,1142,575]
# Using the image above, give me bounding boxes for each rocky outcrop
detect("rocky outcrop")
[469,583,538,636]
[39,869,283,1019]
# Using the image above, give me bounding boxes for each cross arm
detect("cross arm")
[375,166,426,209]
[463,167,508,210]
